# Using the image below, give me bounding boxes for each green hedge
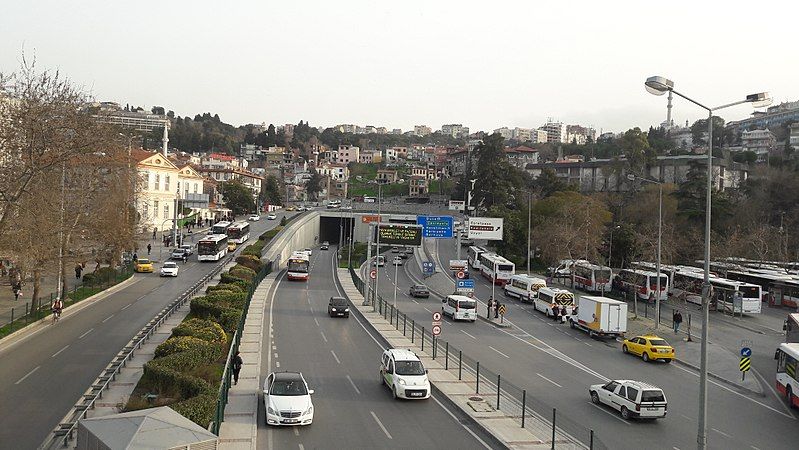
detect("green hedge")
[235,255,263,272]
[259,227,282,240]
[220,272,250,285]
[172,318,227,345]
[171,393,218,430]
[229,265,257,282]
[190,292,246,332]
[206,283,246,294]
[155,336,217,358]
[242,241,265,257]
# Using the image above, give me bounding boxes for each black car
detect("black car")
[321,241,330,250]
[409,284,430,298]
[399,250,410,259]
[328,296,349,318]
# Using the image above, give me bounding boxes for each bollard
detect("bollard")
[458,350,462,380]
[476,361,480,394]
[432,336,436,359]
[445,342,449,370]
[411,320,415,343]
[421,327,425,352]
[645,301,649,319]
[396,309,400,330]
[687,313,693,342]
[10,308,14,331]
[497,374,501,410]
[590,429,594,450]
[551,408,556,450]
[403,314,407,336]
[522,390,527,428]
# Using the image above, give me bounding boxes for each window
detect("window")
[626,387,639,402]
[164,204,170,218]
[194,183,198,193]
[165,175,170,191]
[387,360,394,374]
[618,386,627,398]
[154,200,160,218]
[603,381,619,392]
[154,174,160,190]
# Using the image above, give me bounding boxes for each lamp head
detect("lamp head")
[645,76,674,96]
[746,92,773,108]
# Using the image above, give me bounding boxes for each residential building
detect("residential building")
[376,127,387,134]
[202,153,247,170]
[336,124,357,133]
[414,125,432,137]
[566,125,596,145]
[388,147,408,159]
[504,146,539,169]
[409,175,428,197]
[335,144,360,165]
[531,129,548,144]
[196,166,264,198]
[391,128,403,135]
[410,166,429,179]
[513,127,533,142]
[384,148,398,163]
[727,100,799,133]
[493,127,513,140]
[441,124,469,139]
[376,169,398,184]
[446,148,472,176]
[317,163,349,181]
[790,123,799,149]
[669,124,695,150]
[741,129,776,161]
[540,122,567,143]
[282,123,295,136]
[323,177,348,199]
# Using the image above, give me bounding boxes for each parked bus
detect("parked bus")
[534,287,575,317]
[573,262,613,293]
[503,274,547,302]
[671,270,763,314]
[212,220,232,235]
[226,221,251,244]
[613,269,669,302]
[775,343,799,408]
[197,234,229,261]
[726,269,794,303]
[287,252,311,281]
[478,252,515,286]
[467,245,488,270]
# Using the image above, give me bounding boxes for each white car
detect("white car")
[267,213,277,220]
[380,349,430,400]
[160,261,179,277]
[303,248,312,256]
[589,380,668,420]
[392,256,403,266]
[263,371,314,426]
[297,206,307,211]
[248,214,261,221]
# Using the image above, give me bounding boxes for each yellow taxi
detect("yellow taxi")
[134,258,154,273]
[285,206,296,211]
[622,335,675,363]
[227,241,237,251]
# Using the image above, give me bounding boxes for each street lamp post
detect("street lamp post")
[644,75,771,450]
[608,225,621,269]
[627,174,663,329]
[527,191,532,274]
[373,182,383,305]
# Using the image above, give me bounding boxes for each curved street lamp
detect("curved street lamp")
[644,75,771,450]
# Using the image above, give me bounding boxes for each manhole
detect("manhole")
[469,396,483,401]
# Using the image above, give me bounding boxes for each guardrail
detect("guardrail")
[41,256,232,449]
[347,264,609,450]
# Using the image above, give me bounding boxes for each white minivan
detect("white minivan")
[442,295,477,322]
[504,274,547,302]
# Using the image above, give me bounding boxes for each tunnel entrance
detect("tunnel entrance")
[319,216,355,246]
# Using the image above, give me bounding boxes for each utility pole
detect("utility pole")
[171,188,179,248]
[527,192,532,273]
[56,162,66,302]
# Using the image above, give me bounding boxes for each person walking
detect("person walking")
[552,304,560,322]
[673,310,683,334]
[494,301,500,319]
[152,227,157,240]
[182,252,188,265]
[487,296,494,319]
[147,243,152,255]
[13,283,21,301]
[75,264,83,280]
[231,351,243,385]
[560,305,568,323]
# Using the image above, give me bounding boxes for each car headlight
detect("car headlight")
[304,405,313,415]
[398,378,406,385]
[267,406,276,415]
[331,308,337,312]
[344,308,350,312]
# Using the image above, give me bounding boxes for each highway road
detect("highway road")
[258,244,496,450]
[366,238,799,450]
[0,212,291,450]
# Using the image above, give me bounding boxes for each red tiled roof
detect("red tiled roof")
[131,149,158,162]
[208,153,235,161]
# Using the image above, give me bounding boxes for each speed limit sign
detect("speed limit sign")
[456,271,466,279]
[432,325,442,336]
[370,269,377,279]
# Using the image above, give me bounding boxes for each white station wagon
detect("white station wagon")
[589,379,667,420]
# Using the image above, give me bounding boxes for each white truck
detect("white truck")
[568,295,628,339]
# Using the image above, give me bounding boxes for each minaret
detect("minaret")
[162,122,169,157]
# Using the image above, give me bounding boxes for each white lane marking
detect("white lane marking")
[583,342,593,347]
[370,411,392,439]
[488,346,510,359]
[751,446,762,450]
[320,331,328,343]
[314,317,320,327]
[272,345,276,350]
[423,307,432,313]
[52,345,69,357]
[753,366,796,418]
[274,353,278,359]
[135,294,147,301]
[346,375,361,394]
[78,328,93,339]
[588,402,629,425]
[102,314,114,323]
[15,366,40,384]
[712,428,732,438]
[121,304,131,310]
[461,330,477,340]
[298,443,304,450]
[276,361,281,368]
[330,350,341,364]
[537,373,562,387]
[671,363,794,419]
[293,427,300,436]
[412,299,419,304]
[430,394,492,449]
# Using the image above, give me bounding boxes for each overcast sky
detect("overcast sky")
[3,1,796,134]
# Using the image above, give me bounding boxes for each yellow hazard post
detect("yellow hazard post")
[740,356,751,381]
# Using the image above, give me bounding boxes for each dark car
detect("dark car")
[321,241,330,250]
[399,250,410,259]
[328,296,350,318]
[409,284,430,298]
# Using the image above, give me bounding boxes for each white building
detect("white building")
[414,125,432,136]
[540,122,567,143]
[441,124,469,138]
[317,163,349,181]
[493,127,513,139]
[336,124,357,133]
[742,129,776,161]
[790,123,799,148]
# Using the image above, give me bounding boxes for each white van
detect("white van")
[441,295,477,322]
[504,274,547,302]
[534,287,575,316]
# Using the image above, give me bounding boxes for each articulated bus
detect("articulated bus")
[287,252,311,281]
[776,343,799,408]
[197,234,229,261]
[478,252,515,286]
[671,270,762,314]
[226,221,251,244]
[467,246,488,270]
[212,220,232,235]
[614,269,669,302]
[573,262,613,293]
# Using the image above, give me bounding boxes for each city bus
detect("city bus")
[534,287,575,317]
[287,252,311,281]
[197,234,229,261]
[573,261,613,293]
[726,269,794,303]
[467,245,488,270]
[226,221,251,244]
[671,270,763,314]
[613,269,669,302]
[478,252,515,286]
[212,220,232,235]
[775,343,799,408]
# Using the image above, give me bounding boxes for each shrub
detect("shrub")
[219,309,243,332]
[229,265,257,282]
[242,241,264,257]
[81,272,96,285]
[280,216,287,226]
[190,294,246,331]
[171,393,217,429]
[260,227,282,240]
[155,336,217,358]
[206,283,245,294]
[236,254,263,272]
[220,272,249,286]
[172,318,227,345]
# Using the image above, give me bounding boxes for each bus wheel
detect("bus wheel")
[787,386,795,409]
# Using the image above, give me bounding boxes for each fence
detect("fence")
[0,264,134,337]
[348,265,609,450]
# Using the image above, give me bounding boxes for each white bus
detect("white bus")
[776,343,799,409]
[573,262,613,293]
[478,252,515,286]
[503,274,546,302]
[613,269,669,302]
[671,270,762,314]
[534,287,575,317]
[287,252,311,281]
[467,245,488,270]
[197,234,229,261]
[226,221,251,244]
[212,220,232,235]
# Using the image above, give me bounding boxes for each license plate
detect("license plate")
[659,350,669,353]
[282,419,299,424]
[409,392,424,397]
[647,407,660,411]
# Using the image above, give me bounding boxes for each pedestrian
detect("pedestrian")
[494,301,500,319]
[13,284,21,301]
[552,304,560,321]
[487,296,494,319]
[673,310,683,334]
[182,253,188,265]
[133,252,138,262]
[74,264,82,280]
[232,351,243,385]
[147,243,152,255]
[152,227,157,240]
[561,305,568,323]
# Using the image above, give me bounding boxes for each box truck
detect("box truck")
[568,295,627,338]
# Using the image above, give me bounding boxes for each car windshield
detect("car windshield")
[330,298,347,306]
[649,339,669,346]
[641,390,665,402]
[270,380,308,396]
[164,263,177,268]
[395,360,425,376]
[137,259,150,264]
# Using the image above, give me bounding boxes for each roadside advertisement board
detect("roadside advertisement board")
[374,223,423,246]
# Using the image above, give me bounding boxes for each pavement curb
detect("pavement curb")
[672,356,765,397]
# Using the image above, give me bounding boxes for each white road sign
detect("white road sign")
[448,200,465,211]
[467,217,504,240]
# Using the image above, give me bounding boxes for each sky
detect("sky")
[3,0,797,134]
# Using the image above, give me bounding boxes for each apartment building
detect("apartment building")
[441,124,469,138]
[335,144,360,165]
[414,125,432,136]
[540,122,567,143]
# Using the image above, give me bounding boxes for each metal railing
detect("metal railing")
[348,266,609,450]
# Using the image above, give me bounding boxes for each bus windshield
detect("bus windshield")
[288,259,309,273]
[739,286,760,299]
[198,241,219,255]
[596,269,612,280]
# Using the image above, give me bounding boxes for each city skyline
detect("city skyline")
[3,0,797,134]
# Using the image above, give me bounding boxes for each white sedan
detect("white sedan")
[160,261,179,277]
[263,371,314,426]
[248,214,261,221]
[267,213,277,220]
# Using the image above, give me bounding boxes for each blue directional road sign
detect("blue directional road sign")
[417,215,454,239]
[422,261,436,276]
[741,347,752,357]
[457,280,475,289]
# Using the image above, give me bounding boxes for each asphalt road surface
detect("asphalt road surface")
[0,212,291,450]
[257,245,496,450]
